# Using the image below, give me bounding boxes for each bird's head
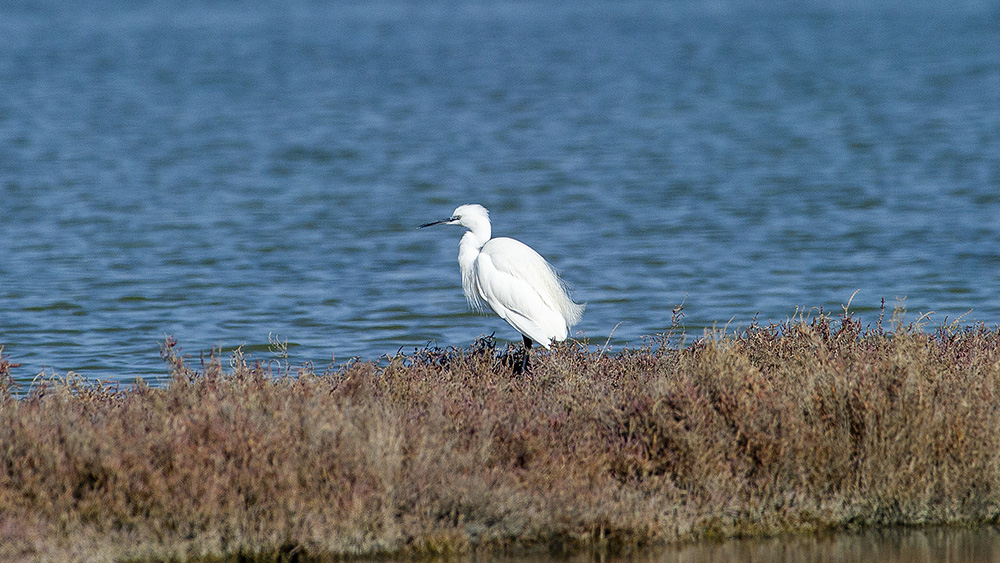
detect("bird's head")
[419,204,490,231]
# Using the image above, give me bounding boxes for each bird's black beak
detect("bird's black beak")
[418,216,457,228]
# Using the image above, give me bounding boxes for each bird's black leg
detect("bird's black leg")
[521,335,532,373]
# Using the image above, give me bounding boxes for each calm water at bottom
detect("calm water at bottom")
[492,527,1000,563]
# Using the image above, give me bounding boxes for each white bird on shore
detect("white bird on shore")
[420,204,584,371]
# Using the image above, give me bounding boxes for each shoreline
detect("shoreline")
[3,313,1000,561]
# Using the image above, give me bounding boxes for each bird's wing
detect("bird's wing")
[474,238,573,347]
[482,238,583,325]
[474,261,557,348]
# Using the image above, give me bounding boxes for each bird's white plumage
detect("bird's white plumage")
[422,204,583,349]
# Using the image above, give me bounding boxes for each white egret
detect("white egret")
[420,204,584,371]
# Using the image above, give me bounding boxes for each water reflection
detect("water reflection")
[496,527,1000,563]
[648,528,1000,563]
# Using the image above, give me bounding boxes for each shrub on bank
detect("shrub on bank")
[2,312,1000,561]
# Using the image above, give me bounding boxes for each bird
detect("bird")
[420,204,584,371]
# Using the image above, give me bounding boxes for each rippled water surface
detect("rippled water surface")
[2,1,999,381]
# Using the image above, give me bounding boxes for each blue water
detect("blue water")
[1,1,999,382]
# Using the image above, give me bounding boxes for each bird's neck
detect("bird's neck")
[461,218,490,249]
[458,229,490,310]
[458,228,489,268]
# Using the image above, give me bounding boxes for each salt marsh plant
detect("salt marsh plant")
[2,311,1000,561]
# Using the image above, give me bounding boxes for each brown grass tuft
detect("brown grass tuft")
[3,312,1000,561]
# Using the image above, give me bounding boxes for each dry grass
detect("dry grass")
[3,309,1000,561]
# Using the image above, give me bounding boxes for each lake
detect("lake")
[1,0,999,382]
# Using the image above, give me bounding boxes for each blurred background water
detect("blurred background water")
[1,0,999,383]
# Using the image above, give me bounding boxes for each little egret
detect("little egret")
[420,204,584,371]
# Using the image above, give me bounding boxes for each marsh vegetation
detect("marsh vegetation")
[3,309,1000,561]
